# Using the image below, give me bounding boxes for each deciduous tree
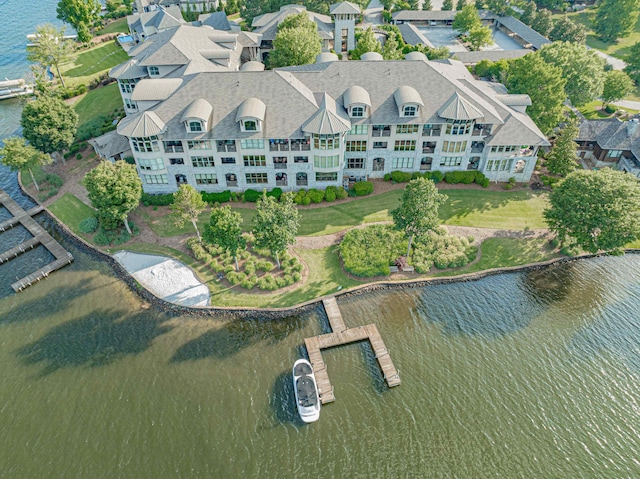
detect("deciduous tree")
[546,119,579,177]
[56,0,102,43]
[624,41,640,84]
[204,205,246,271]
[453,3,481,34]
[268,13,322,67]
[593,0,640,43]
[520,1,536,26]
[468,24,493,50]
[456,0,466,10]
[602,70,635,105]
[0,137,52,192]
[538,41,606,107]
[505,53,566,134]
[549,16,586,44]
[170,184,207,242]
[27,24,76,89]
[383,34,404,59]
[84,161,142,233]
[351,27,382,59]
[20,96,78,154]
[391,177,448,259]
[252,193,299,268]
[530,8,553,36]
[544,169,640,253]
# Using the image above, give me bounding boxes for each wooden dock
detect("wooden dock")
[0,190,73,292]
[304,298,401,404]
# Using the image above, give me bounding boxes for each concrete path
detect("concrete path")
[591,49,626,71]
[613,99,640,111]
[363,0,383,26]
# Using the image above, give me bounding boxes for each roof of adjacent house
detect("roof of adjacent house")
[397,23,434,47]
[89,131,131,159]
[127,5,185,34]
[117,58,548,148]
[392,9,496,21]
[198,12,232,31]
[109,57,148,79]
[578,118,640,158]
[453,49,531,64]
[251,4,334,41]
[494,16,551,50]
[329,2,361,15]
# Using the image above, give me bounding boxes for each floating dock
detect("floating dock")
[0,190,73,291]
[304,297,400,404]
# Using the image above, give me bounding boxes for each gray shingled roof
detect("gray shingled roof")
[495,16,551,50]
[89,131,131,159]
[496,94,531,107]
[198,12,232,31]
[397,23,434,47]
[438,92,483,120]
[127,5,185,35]
[316,52,339,63]
[251,5,334,41]
[240,61,266,71]
[392,9,496,21]
[404,51,429,61]
[182,98,213,123]
[235,97,267,122]
[394,85,424,107]
[329,1,360,14]
[453,49,531,64]
[578,118,640,155]
[118,110,166,137]
[302,93,351,134]
[361,51,383,61]
[344,85,371,107]
[109,58,148,79]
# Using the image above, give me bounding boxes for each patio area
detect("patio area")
[415,26,526,53]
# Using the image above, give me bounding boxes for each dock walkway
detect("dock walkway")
[0,190,73,291]
[304,298,401,404]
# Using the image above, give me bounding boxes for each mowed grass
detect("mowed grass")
[73,82,122,125]
[98,18,129,35]
[61,41,128,87]
[578,101,639,119]
[49,193,95,236]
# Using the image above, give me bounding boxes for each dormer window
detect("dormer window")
[351,106,365,118]
[189,121,203,132]
[149,66,159,76]
[243,120,257,131]
[236,97,266,134]
[403,105,417,117]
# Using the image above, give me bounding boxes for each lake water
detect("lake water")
[2,2,640,477]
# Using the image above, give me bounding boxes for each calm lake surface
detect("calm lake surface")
[2,1,640,476]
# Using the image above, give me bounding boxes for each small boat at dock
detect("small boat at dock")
[292,359,320,423]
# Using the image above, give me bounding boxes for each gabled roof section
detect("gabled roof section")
[438,92,483,120]
[235,97,266,122]
[495,16,551,50]
[127,5,185,33]
[343,85,371,108]
[198,11,232,31]
[181,98,213,123]
[394,85,424,107]
[109,57,148,79]
[302,93,351,134]
[251,5,334,41]
[131,78,183,100]
[117,110,166,137]
[330,2,361,14]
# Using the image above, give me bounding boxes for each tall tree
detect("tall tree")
[170,184,208,242]
[252,192,299,269]
[468,24,493,50]
[351,27,383,59]
[475,0,484,9]
[268,13,321,67]
[0,137,52,192]
[204,206,246,271]
[56,0,102,43]
[520,1,536,26]
[84,161,142,234]
[455,0,466,10]
[21,96,78,154]
[486,0,512,16]
[530,8,553,36]
[383,34,404,59]
[594,0,640,43]
[538,41,606,106]
[442,0,454,10]
[453,3,481,34]
[624,41,640,84]
[423,0,432,9]
[391,177,448,259]
[602,70,635,106]
[505,53,566,134]
[27,24,77,89]
[544,169,640,253]
[549,16,586,44]
[545,120,579,177]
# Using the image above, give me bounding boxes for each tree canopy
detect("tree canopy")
[84,161,142,233]
[468,24,493,50]
[530,8,553,36]
[520,1,536,26]
[27,24,76,89]
[170,184,207,241]
[351,27,382,59]
[252,192,299,268]
[549,16,586,44]
[442,0,453,11]
[538,42,606,107]
[602,70,635,105]
[204,205,246,271]
[544,169,640,253]
[21,96,78,154]
[452,4,481,34]
[268,13,322,67]
[624,41,640,84]
[545,120,579,177]
[505,53,566,134]
[0,137,52,192]
[593,0,640,43]
[391,177,448,258]
[383,33,404,60]
[56,0,102,43]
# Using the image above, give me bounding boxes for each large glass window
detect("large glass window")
[124,99,138,111]
[195,173,218,184]
[191,156,215,167]
[246,172,268,184]
[346,158,365,169]
[441,157,462,167]
[217,140,236,152]
[240,139,264,150]
[189,121,203,132]
[169,158,184,165]
[164,140,184,153]
[118,78,138,94]
[396,124,419,134]
[373,141,387,149]
[349,124,368,135]
[372,125,391,137]
[392,157,414,169]
[313,134,340,150]
[138,158,165,171]
[394,140,416,151]
[442,140,467,153]
[221,157,236,164]
[132,136,160,153]
[346,140,367,152]
[243,155,266,167]
[143,174,167,184]
[187,140,212,150]
[316,172,338,182]
[313,155,340,168]
[445,120,472,135]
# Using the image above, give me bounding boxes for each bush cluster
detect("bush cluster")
[141,192,174,206]
[444,171,489,188]
[351,180,374,196]
[92,222,137,246]
[45,173,63,188]
[58,84,88,100]
[384,170,444,183]
[294,186,347,205]
[78,216,99,234]
[411,227,476,273]
[339,224,405,277]
[201,190,231,204]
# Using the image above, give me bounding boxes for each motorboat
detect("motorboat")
[292,359,320,423]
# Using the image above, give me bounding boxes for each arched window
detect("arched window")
[296,172,308,186]
[189,121,203,132]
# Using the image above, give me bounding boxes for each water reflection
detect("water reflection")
[17,311,174,376]
[270,371,303,425]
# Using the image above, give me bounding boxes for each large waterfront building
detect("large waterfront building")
[112,50,548,194]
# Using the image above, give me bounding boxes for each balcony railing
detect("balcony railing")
[269,141,289,151]
[372,129,391,137]
[471,146,484,153]
[422,147,436,154]
[422,129,442,137]
[274,163,287,169]
[276,180,288,186]
[290,140,310,151]
[296,179,308,186]
[226,181,238,187]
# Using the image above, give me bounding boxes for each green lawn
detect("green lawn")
[98,18,129,35]
[436,237,561,276]
[73,82,122,125]
[578,101,639,119]
[61,41,128,87]
[49,193,95,236]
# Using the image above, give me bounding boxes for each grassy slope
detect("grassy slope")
[73,82,122,125]
[48,193,95,236]
[98,18,128,35]
[61,41,128,87]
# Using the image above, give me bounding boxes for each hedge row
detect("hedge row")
[444,171,489,188]
[293,186,348,205]
[384,170,445,183]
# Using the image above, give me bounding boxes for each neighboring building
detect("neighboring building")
[392,9,498,27]
[493,16,551,51]
[197,11,239,32]
[127,5,186,43]
[115,53,549,195]
[452,49,531,65]
[577,118,640,178]
[330,1,360,53]
[89,131,132,162]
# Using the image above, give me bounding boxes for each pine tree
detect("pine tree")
[442,0,454,11]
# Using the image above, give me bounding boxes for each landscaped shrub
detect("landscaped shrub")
[335,187,348,200]
[474,172,489,187]
[351,180,374,196]
[308,188,325,203]
[266,187,282,200]
[325,186,337,202]
[45,174,64,188]
[141,192,174,206]
[256,260,275,272]
[257,274,279,290]
[241,274,258,289]
[93,229,112,245]
[201,190,231,204]
[244,189,261,202]
[339,224,405,277]
[423,170,443,183]
[78,216,99,234]
[226,271,246,285]
[411,227,476,273]
[390,170,412,183]
[384,173,391,181]
[411,171,422,180]
[445,171,478,184]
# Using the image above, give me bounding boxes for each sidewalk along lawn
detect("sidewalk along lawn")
[60,40,129,87]
[141,188,549,238]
